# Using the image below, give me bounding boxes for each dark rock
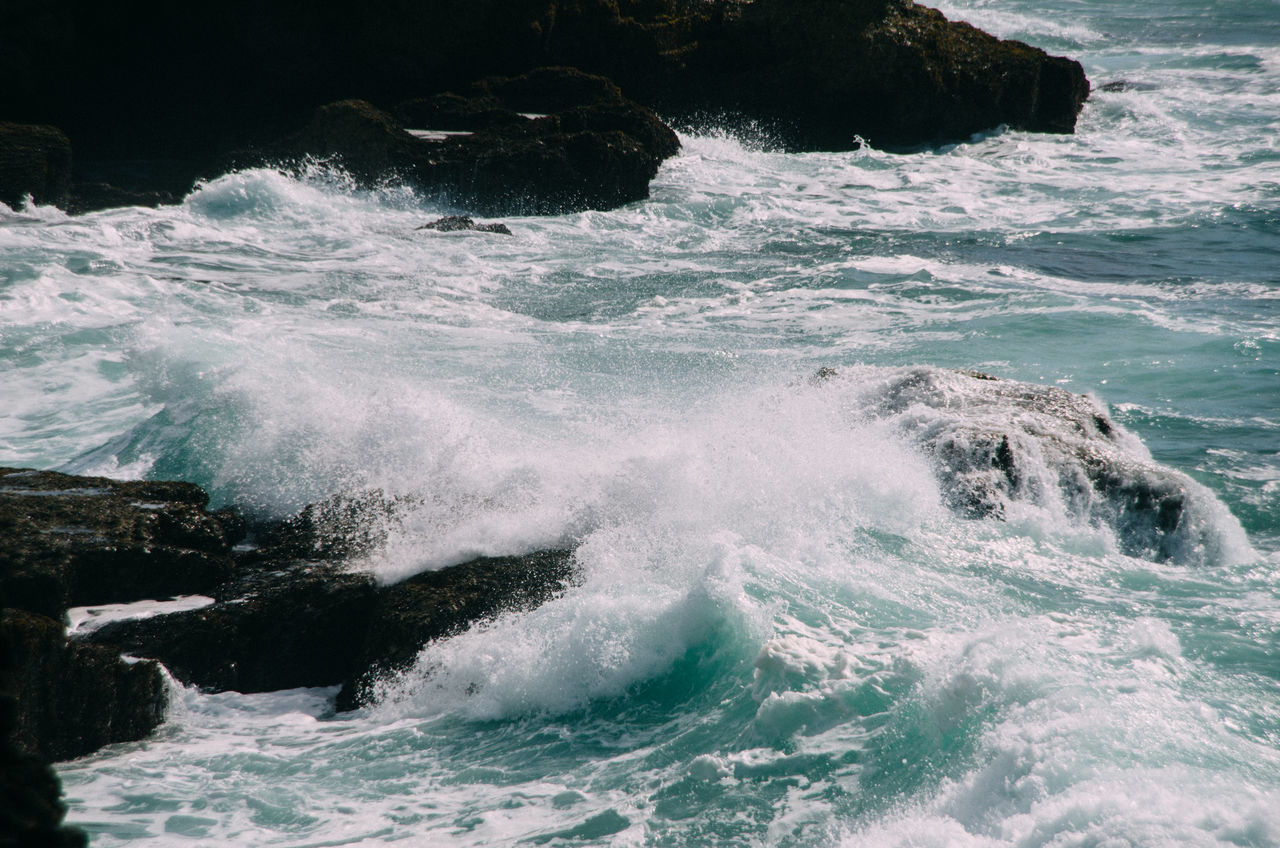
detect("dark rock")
[478,65,629,114]
[81,486,576,705]
[337,549,577,709]
[671,0,1090,149]
[86,562,379,694]
[0,468,234,620]
[0,616,87,847]
[287,68,680,214]
[417,216,513,235]
[289,99,423,184]
[85,544,576,708]
[249,489,407,564]
[66,182,181,214]
[0,122,72,209]
[3,1,1087,213]
[394,93,525,135]
[1,469,576,763]
[1,608,166,763]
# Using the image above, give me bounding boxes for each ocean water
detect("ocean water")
[3,0,1279,844]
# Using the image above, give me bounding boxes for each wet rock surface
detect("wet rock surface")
[822,367,1225,564]
[86,562,380,695]
[85,543,576,710]
[671,0,1090,149]
[2,0,1087,214]
[337,549,577,710]
[0,609,167,763]
[0,621,88,847]
[286,68,680,214]
[0,122,72,209]
[2,466,578,768]
[0,467,234,620]
[417,215,513,235]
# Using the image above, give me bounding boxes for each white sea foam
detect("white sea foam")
[67,595,216,634]
[14,1,1280,841]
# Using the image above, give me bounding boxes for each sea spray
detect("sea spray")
[8,0,1279,839]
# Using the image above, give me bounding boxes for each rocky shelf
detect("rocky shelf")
[1,0,1088,215]
[1,467,579,751]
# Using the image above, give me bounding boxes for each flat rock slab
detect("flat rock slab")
[0,467,234,620]
[86,549,577,710]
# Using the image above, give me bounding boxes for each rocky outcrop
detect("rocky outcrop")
[418,216,513,235]
[821,367,1238,564]
[0,620,87,847]
[338,549,576,709]
[86,562,380,695]
[2,0,1088,214]
[0,122,72,209]
[85,547,576,709]
[0,609,167,763]
[670,0,1090,149]
[287,68,680,214]
[0,467,234,621]
[0,467,578,775]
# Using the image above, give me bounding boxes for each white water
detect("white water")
[2,0,1279,843]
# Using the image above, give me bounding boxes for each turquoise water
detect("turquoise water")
[3,0,1280,844]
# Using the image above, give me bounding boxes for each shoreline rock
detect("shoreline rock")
[285,68,680,215]
[1,1,1088,215]
[1,609,167,763]
[0,122,72,210]
[2,469,579,772]
[0,621,87,847]
[0,468,234,621]
[665,0,1089,149]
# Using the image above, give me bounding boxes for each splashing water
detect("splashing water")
[3,0,1280,844]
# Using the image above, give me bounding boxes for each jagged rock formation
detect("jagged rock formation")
[1,0,1088,213]
[821,367,1242,564]
[2,469,578,776]
[286,68,680,214]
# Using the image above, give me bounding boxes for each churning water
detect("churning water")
[3,0,1279,844]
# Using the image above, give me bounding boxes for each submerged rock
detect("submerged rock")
[1097,80,1159,93]
[417,215,513,235]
